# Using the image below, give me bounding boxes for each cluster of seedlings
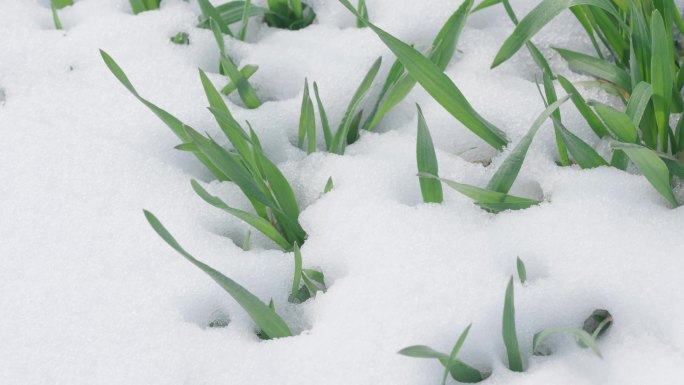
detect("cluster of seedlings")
[97,0,684,381]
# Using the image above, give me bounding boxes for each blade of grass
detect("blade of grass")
[238,0,252,41]
[516,257,527,284]
[503,277,523,372]
[356,0,368,28]
[51,3,63,30]
[533,328,602,357]
[416,105,443,203]
[557,75,608,138]
[220,56,262,109]
[555,123,608,168]
[554,48,632,92]
[611,142,679,207]
[651,10,673,152]
[221,65,259,95]
[144,210,292,338]
[491,0,620,68]
[338,0,509,150]
[441,324,474,385]
[625,81,653,127]
[200,0,233,36]
[313,82,333,149]
[289,242,303,302]
[591,102,638,143]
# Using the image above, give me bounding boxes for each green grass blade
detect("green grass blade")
[366,0,473,131]
[289,242,303,302]
[533,327,602,357]
[542,72,570,167]
[323,177,334,193]
[491,0,620,68]
[557,75,608,138]
[676,113,684,154]
[200,0,233,36]
[625,82,653,127]
[313,82,333,150]
[129,0,146,14]
[254,151,302,226]
[221,64,259,95]
[298,79,316,153]
[555,123,608,168]
[611,142,679,207]
[487,95,571,194]
[421,174,541,213]
[99,50,228,180]
[238,0,252,41]
[473,0,501,13]
[554,48,632,92]
[191,180,292,250]
[338,0,509,150]
[52,0,73,9]
[591,102,638,143]
[416,105,443,203]
[51,3,63,30]
[290,0,303,19]
[143,210,292,338]
[503,277,523,372]
[516,257,526,284]
[220,56,262,109]
[330,56,382,154]
[399,345,447,359]
[651,10,673,152]
[441,324,476,385]
[356,0,368,28]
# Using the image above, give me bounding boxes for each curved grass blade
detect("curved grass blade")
[591,102,638,143]
[220,56,262,109]
[237,0,252,41]
[416,105,443,203]
[330,56,382,154]
[557,75,608,138]
[338,0,509,150]
[399,345,448,359]
[191,180,292,250]
[221,65,259,95]
[313,82,333,149]
[503,277,523,372]
[200,0,233,36]
[398,345,482,383]
[625,82,653,127]
[421,174,541,213]
[582,309,613,339]
[289,243,303,302]
[144,210,292,338]
[533,327,602,358]
[555,123,608,168]
[516,257,527,284]
[651,10,673,152]
[611,142,679,207]
[554,48,631,92]
[487,95,571,194]
[491,0,620,68]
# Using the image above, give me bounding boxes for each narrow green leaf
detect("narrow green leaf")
[503,277,523,372]
[416,105,443,203]
[323,177,334,193]
[625,82,653,127]
[651,10,674,152]
[220,56,262,109]
[356,0,368,28]
[533,327,602,358]
[399,345,448,359]
[555,123,608,168]
[473,0,501,13]
[516,257,527,284]
[592,102,638,143]
[487,95,571,194]
[554,48,632,92]
[491,0,620,68]
[143,210,292,338]
[242,230,252,251]
[221,65,259,95]
[611,142,679,207]
[338,0,509,150]
[313,82,333,150]
[191,180,292,250]
[52,0,73,9]
[557,75,608,138]
[238,0,252,41]
[200,0,233,36]
[51,3,63,30]
[289,242,303,302]
[441,324,477,385]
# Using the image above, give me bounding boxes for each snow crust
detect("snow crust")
[1,0,683,384]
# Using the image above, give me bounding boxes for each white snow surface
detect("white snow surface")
[1,0,684,384]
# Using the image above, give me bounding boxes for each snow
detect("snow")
[1,0,683,384]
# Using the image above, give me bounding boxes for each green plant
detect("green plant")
[51,0,72,8]
[419,95,570,213]
[101,50,306,251]
[533,309,612,357]
[489,0,684,207]
[297,57,382,155]
[502,277,523,372]
[129,0,160,14]
[339,0,509,151]
[170,32,190,45]
[199,0,315,32]
[208,18,262,108]
[398,324,485,383]
[416,104,443,203]
[356,0,368,28]
[516,257,527,284]
[144,210,292,339]
[289,243,326,303]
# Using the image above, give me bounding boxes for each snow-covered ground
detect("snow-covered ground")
[2,0,684,384]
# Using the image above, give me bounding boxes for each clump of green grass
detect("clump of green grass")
[129,0,160,14]
[170,32,190,45]
[489,0,683,207]
[198,0,315,32]
[398,324,486,384]
[101,50,305,251]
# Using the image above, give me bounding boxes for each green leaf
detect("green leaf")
[554,48,632,92]
[330,56,382,154]
[651,10,674,152]
[143,210,292,339]
[554,123,608,168]
[611,142,679,207]
[191,180,292,250]
[289,242,303,302]
[416,105,443,203]
[625,82,653,127]
[298,79,316,153]
[51,3,63,30]
[356,0,368,28]
[441,324,480,385]
[99,50,228,181]
[533,327,602,358]
[398,345,448,359]
[473,0,501,13]
[491,0,620,68]
[338,0,509,150]
[221,64,259,95]
[198,1,267,28]
[52,0,73,9]
[592,102,638,143]
[313,82,333,150]
[200,0,233,36]
[487,95,571,194]
[503,277,523,372]
[366,0,473,131]
[219,56,262,109]
[557,75,609,138]
[323,177,334,193]
[516,257,527,284]
[582,309,613,339]
[237,0,252,41]
[421,174,541,213]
